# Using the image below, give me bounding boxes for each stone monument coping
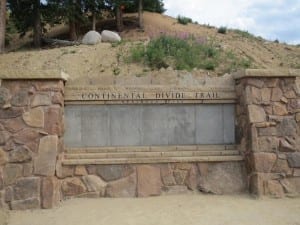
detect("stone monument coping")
[0,69,69,81]
[233,69,300,79]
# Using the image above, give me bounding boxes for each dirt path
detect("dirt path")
[2,194,300,225]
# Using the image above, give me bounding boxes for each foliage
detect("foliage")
[177,15,192,25]
[231,29,256,39]
[128,35,220,71]
[217,26,227,34]
[126,0,165,13]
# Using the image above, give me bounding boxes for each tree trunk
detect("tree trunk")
[116,6,123,32]
[69,20,77,40]
[0,0,6,53]
[33,0,42,48]
[92,12,96,30]
[138,0,143,29]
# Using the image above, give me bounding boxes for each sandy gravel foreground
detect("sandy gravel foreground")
[1,194,300,225]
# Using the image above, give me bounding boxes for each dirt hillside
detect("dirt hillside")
[0,12,299,86]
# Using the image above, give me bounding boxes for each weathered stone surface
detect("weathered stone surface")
[52,92,64,106]
[279,139,296,152]
[82,175,107,196]
[280,179,298,195]
[271,88,283,101]
[0,148,8,166]
[163,185,188,195]
[245,78,264,88]
[288,99,300,111]
[62,177,86,197]
[0,108,23,119]
[8,145,32,163]
[0,87,11,105]
[34,135,58,176]
[272,159,292,175]
[280,96,288,104]
[284,177,300,193]
[101,30,121,43]
[14,129,41,144]
[23,163,33,177]
[41,177,60,209]
[137,165,162,197]
[185,164,199,191]
[245,86,261,104]
[11,198,40,210]
[106,173,136,197]
[261,88,271,104]
[56,163,74,178]
[0,131,10,145]
[252,153,277,173]
[256,137,279,152]
[265,180,284,198]
[278,118,297,136]
[273,102,288,116]
[198,163,209,176]
[3,164,22,185]
[25,141,39,154]
[287,153,300,168]
[44,107,63,136]
[96,165,134,182]
[264,78,278,88]
[82,31,101,45]
[11,90,29,107]
[284,90,296,99]
[3,118,25,133]
[294,169,300,176]
[160,164,176,186]
[31,93,51,107]
[22,107,44,128]
[258,127,277,136]
[174,163,192,170]
[296,113,300,122]
[198,162,247,194]
[75,166,88,176]
[173,170,188,185]
[248,105,266,123]
[5,186,13,202]
[13,177,40,200]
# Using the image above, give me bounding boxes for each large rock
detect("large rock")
[82,31,101,45]
[13,177,40,200]
[41,177,60,209]
[198,162,247,194]
[251,152,277,173]
[3,164,22,185]
[82,175,107,196]
[101,30,121,43]
[106,173,136,197]
[22,107,44,128]
[248,105,266,123]
[287,153,300,168]
[8,145,32,163]
[34,135,58,176]
[96,165,134,181]
[137,165,162,197]
[61,177,86,197]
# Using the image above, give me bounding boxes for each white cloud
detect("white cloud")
[163,0,300,44]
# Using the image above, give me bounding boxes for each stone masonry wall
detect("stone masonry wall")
[0,79,64,209]
[236,77,300,197]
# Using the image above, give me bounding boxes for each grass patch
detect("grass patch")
[231,29,257,39]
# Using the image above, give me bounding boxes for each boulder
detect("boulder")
[137,165,162,197]
[106,172,136,197]
[61,177,86,197]
[82,31,101,45]
[101,30,121,43]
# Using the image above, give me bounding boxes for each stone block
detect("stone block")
[284,90,296,99]
[198,162,247,194]
[185,164,199,191]
[251,153,277,173]
[273,102,288,116]
[61,177,86,197]
[271,88,283,101]
[74,166,88,176]
[279,139,296,152]
[8,146,32,163]
[0,87,11,105]
[245,86,261,104]
[280,179,298,195]
[296,113,300,122]
[287,153,300,168]
[105,172,136,197]
[3,118,25,133]
[272,159,292,175]
[52,92,64,106]
[173,170,188,185]
[11,90,29,107]
[160,164,176,186]
[294,169,300,176]
[82,175,107,196]
[31,93,51,107]
[265,180,284,198]
[96,165,134,182]
[137,165,162,197]
[248,105,266,123]
[0,131,10,145]
[258,127,277,136]
[34,135,58,176]
[23,163,33,177]
[245,78,264,88]
[261,88,271,104]
[13,177,40,200]
[3,164,22,185]
[10,198,40,210]
[44,107,63,136]
[56,163,74,179]
[0,108,23,119]
[22,107,44,128]
[256,137,279,152]
[278,118,297,136]
[13,129,41,144]
[163,185,188,195]
[0,148,8,166]
[41,177,60,209]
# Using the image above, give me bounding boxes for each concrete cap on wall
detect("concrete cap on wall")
[0,69,69,81]
[233,69,300,79]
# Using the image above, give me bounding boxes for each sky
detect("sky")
[163,0,300,45]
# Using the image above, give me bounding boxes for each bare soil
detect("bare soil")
[1,194,300,225]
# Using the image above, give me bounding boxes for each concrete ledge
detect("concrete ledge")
[233,69,300,79]
[0,69,69,81]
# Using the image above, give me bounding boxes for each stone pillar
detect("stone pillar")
[0,70,68,209]
[234,69,300,198]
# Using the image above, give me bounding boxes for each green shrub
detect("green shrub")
[177,15,193,25]
[217,26,227,34]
